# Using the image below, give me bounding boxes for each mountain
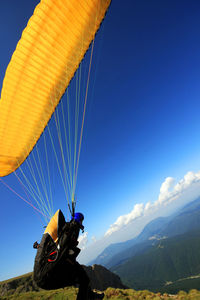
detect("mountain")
[111,229,200,292]
[0,264,126,298]
[90,197,200,269]
[89,217,171,267]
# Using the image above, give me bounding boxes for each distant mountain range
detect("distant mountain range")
[112,229,200,292]
[90,197,200,292]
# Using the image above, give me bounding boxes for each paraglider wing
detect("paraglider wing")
[0,0,111,177]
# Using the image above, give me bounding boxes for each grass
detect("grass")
[0,286,77,300]
[2,287,200,300]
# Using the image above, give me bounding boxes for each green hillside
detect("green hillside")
[111,230,200,292]
[159,275,200,294]
[2,272,200,299]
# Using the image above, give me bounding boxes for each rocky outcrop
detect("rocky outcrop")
[84,264,127,290]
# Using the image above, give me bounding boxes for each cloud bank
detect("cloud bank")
[105,171,200,237]
[78,232,88,250]
[78,170,200,264]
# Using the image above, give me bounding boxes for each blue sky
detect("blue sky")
[1,0,200,280]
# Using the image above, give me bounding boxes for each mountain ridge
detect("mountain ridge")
[90,197,200,269]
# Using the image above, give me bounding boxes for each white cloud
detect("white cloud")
[78,232,88,250]
[79,170,200,264]
[105,203,144,236]
[91,236,97,243]
[174,171,200,192]
[158,177,175,203]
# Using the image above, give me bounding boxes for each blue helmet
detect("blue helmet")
[73,212,84,224]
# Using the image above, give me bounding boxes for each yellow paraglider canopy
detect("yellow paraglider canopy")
[0,0,111,177]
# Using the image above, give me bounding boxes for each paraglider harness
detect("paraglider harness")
[33,203,84,289]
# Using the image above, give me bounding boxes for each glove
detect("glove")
[33,241,39,249]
